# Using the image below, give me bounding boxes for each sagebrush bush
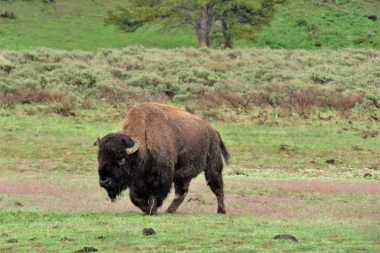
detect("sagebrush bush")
[0,48,378,121]
[127,72,164,89]
[0,9,16,19]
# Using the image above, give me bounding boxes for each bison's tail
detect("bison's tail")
[220,140,230,165]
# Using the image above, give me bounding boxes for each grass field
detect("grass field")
[0,47,379,251]
[0,110,379,252]
[0,0,379,50]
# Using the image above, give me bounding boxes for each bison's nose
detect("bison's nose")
[99,178,112,188]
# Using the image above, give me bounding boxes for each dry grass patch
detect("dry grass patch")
[1,173,379,222]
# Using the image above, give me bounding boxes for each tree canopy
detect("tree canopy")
[105,0,287,48]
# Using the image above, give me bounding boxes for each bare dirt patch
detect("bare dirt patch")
[1,173,379,222]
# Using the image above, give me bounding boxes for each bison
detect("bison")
[95,103,230,215]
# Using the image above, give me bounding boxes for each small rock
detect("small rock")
[97,235,105,240]
[75,247,98,253]
[7,238,18,243]
[14,202,23,207]
[60,236,73,242]
[352,146,362,151]
[273,234,298,243]
[364,173,372,179]
[142,228,156,236]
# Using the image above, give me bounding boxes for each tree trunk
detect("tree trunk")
[222,19,233,49]
[196,5,214,48]
[224,37,233,49]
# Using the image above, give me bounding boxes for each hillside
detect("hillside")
[0,47,379,123]
[0,0,379,50]
[255,0,380,49]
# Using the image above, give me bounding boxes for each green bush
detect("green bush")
[127,72,164,88]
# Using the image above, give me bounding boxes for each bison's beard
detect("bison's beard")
[102,184,127,202]
[108,191,118,202]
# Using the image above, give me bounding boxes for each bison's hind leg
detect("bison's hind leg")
[166,178,192,214]
[205,163,226,214]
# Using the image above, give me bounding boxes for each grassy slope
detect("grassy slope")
[254,0,380,49]
[0,0,197,50]
[1,48,378,123]
[0,0,379,50]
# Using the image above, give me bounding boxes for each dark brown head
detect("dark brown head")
[95,133,140,202]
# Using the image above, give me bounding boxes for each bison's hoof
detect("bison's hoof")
[165,208,176,214]
[217,208,226,214]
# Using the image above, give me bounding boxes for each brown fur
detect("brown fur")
[121,103,223,167]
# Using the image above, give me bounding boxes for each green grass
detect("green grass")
[0,0,197,50]
[0,211,378,252]
[0,111,378,180]
[214,121,380,180]
[255,0,380,49]
[0,109,115,174]
[0,0,379,50]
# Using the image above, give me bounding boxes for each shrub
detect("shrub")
[127,72,164,88]
[333,93,364,115]
[218,92,252,114]
[292,88,319,110]
[153,82,179,99]
[0,10,16,19]
[0,63,14,74]
[48,101,76,117]
[364,94,380,109]
[193,69,224,86]
[310,72,334,84]
[0,88,71,109]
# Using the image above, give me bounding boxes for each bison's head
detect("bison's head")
[95,133,140,202]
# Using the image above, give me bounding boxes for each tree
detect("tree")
[105,0,286,48]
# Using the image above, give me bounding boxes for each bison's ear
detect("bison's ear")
[93,137,101,147]
[126,140,139,155]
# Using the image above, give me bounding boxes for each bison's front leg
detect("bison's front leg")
[166,178,191,213]
[129,189,149,213]
[130,191,160,215]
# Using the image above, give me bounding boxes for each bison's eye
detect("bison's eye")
[118,158,126,166]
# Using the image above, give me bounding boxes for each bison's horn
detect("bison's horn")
[126,140,139,155]
[93,137,101,147]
